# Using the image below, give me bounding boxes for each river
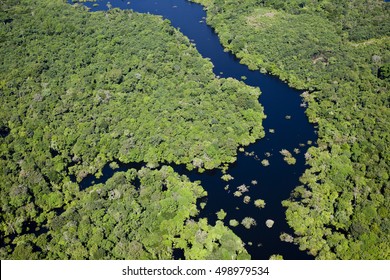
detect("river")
[72,0,317,260]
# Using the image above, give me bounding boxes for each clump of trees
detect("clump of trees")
[221,174,234,181]
[234,191,243,197]
[269,254,283,260]
[254,199,266,209]
[243,195,251,204]
[261,159,270,166]
[216,209,227,220]
[265,219,275,228]
[229,219,239,227]
[280,149,296,165]
[280,233,294,243]
[241,217,257,229]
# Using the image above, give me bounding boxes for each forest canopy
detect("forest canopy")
[192,0,390,259]
[0,0,264,259]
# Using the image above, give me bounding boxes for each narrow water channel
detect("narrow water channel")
[72,0,317,259]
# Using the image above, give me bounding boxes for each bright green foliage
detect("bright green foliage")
[221,174,234,181]
[280,149,296,165]
[254,199,266,209]
[216,209,227,220]
[0,0,261,259]
[177,218,249,260]
[269,254,283,260]
[193,0,390,259]
[229,219,239,227]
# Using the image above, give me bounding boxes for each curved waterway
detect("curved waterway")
[74,0,317,259]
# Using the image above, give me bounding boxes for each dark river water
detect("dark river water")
[71,0,317,260]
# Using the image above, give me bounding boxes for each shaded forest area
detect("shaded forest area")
[0,0,266,259]
[192,0,390,259]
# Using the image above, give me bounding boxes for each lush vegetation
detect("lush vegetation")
[192,0,390,259]
[0,0,266,259]
[5,165,249,259]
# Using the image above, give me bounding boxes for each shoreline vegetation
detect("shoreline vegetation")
[190,0,390,259]
[0,0,267,259]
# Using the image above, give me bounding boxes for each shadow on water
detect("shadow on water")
[70,0,317,259]
[0,126,10,138]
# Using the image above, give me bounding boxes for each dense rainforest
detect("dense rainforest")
[192,0,390,259]
[0,0,267,259]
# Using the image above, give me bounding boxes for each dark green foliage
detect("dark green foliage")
[193,0,390,259]
[378,63,390,81]
[0,0,260,259]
